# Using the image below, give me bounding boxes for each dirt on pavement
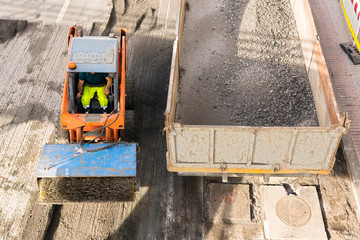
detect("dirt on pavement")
[0,19,28,43]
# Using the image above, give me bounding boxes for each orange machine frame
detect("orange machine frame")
[60,27,127,143]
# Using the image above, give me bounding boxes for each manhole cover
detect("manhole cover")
[276,195,311,227]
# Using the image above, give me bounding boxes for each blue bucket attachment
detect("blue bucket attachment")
[37,143,136,178]
[37,143,138,203]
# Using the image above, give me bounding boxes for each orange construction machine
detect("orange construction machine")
[37,27,138,203]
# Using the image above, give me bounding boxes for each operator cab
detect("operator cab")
[66,37,119,114]
[67,72,115,114]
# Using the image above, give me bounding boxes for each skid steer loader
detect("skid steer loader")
[37,27,138,203]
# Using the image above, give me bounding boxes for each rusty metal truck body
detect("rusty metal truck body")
[164,0,350,177]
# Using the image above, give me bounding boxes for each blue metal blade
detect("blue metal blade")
[37,143,136,178]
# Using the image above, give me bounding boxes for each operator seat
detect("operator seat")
[68,72,115,114]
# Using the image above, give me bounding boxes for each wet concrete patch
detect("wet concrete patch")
[205,183,264,239]
[207,183,251,223]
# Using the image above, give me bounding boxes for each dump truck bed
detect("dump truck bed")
[165,0,349,175]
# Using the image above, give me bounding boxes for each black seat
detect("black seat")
[90,93,102,113]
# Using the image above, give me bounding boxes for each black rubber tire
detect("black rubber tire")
[125,78,135,110]
[68,73,76,114]
[55,119,69,144]
[77,26,83,37]
[120,110,135,141]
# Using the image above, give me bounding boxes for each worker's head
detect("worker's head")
[90,72,95,74]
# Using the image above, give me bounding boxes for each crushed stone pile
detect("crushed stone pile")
[176,0,318,126]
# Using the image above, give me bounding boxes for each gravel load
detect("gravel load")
[176,0,318,126]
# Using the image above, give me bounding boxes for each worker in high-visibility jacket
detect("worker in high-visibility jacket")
[76,72,113,113]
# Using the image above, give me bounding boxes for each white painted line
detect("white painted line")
[56,0,71,24]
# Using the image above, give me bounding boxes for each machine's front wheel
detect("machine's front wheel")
[120,110,135,141]
[125,78,135,110]
[55,119,70,144]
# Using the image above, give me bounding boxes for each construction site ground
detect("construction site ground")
[1,0,360,239]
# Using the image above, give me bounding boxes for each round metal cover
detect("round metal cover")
[276,195,311,227]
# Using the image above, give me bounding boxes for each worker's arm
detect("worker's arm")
[104,76,113,95]
[77,79,85,98]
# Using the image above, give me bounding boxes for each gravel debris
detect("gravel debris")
[176,0,318,126]
[38,177,135,203]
